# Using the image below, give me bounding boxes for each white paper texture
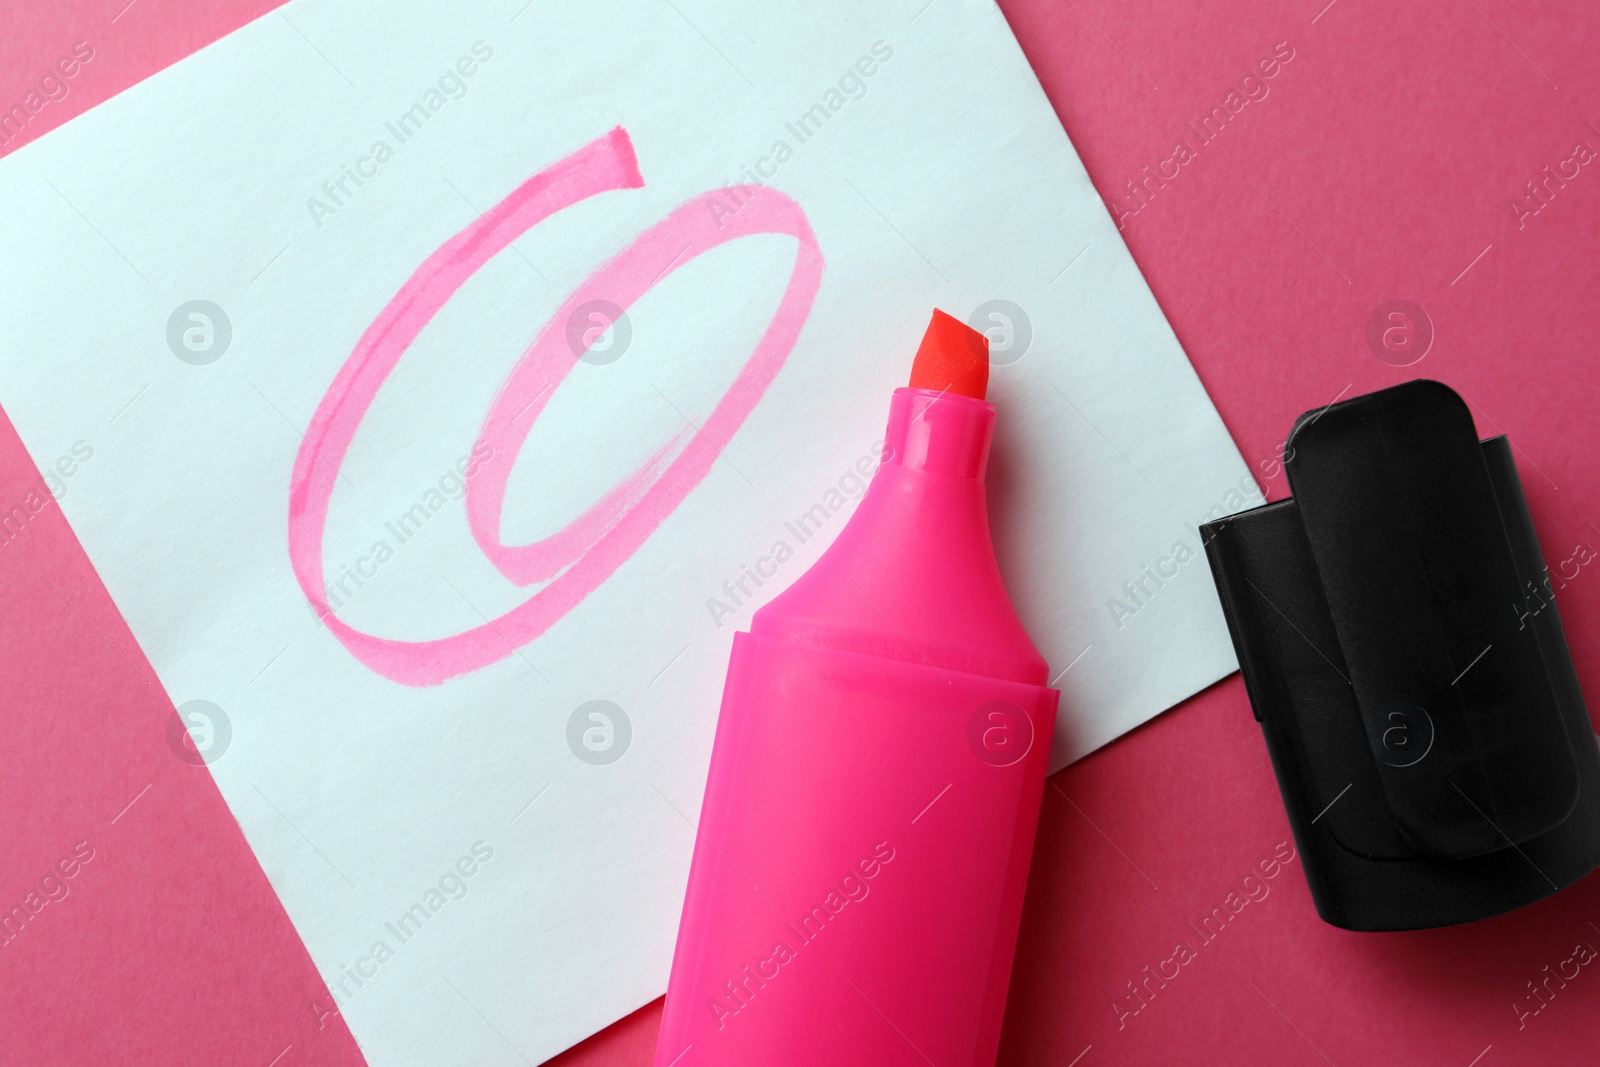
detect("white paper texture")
[0,0,1254,1061]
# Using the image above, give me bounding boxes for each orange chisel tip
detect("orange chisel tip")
[908,308,989,400]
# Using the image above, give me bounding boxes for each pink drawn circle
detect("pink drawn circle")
[288,128,823,685]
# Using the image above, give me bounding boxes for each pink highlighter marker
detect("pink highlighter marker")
[655,310,1059,1066]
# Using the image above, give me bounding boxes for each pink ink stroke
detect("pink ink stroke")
[288,126,823,685]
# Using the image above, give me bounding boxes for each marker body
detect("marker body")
[655,387,1058,1067]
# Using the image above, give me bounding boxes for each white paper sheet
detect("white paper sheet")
[0,0,1255,1061]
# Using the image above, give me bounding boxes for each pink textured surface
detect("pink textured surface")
[993,0,1600,1063]
[3,0,1599,1064]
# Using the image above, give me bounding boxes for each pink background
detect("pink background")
[2,0,1598,1063]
